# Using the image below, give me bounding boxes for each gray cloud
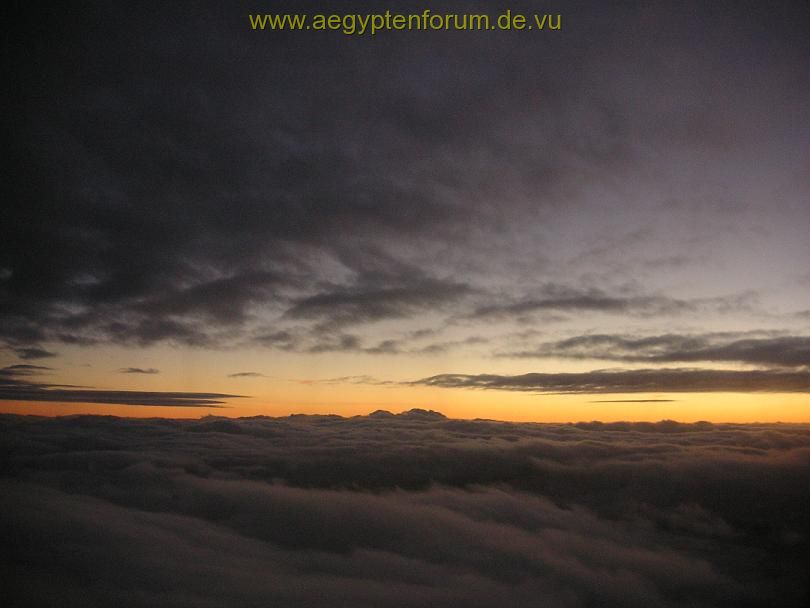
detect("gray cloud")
[472,292,693,320]
[227,371,266,378]
[118,367,160,374]
[285,279,474,329]
[133,271,291,326]
[414,368,810,394]
[415,336,489,355]
[504,333,810,367]
[469,286,757,322]
[249,327,464,357]
[12,346,58,360]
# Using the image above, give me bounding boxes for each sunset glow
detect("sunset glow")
[3,2,810,606]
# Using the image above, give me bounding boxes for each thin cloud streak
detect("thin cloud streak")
[589,399,677,403]
[0,365,238,407]
[13,346,58,360]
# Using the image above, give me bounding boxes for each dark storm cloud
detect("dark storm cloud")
[118,367,160,374]
[2,0,500,349]
[0,364,237,407]
[2,412,809,606]
[504,333,810,367]
[415,368,810,394]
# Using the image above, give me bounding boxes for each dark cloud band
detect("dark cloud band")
[504,333,810,368]
[0,365,237,407]
[414,368,810,394]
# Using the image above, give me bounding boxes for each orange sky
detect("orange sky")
[2,388,808,423]
[2,342,809,422]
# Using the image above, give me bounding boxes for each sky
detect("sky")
[3,0,810,421]
[3,5,810,605]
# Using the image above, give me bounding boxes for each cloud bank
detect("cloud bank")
[1,412,809,606]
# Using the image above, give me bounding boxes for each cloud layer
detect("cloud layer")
[2,411,809,606]
[3,0,809,358]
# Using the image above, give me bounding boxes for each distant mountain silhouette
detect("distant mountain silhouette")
[397,408,446,419]
[368,409,395,418]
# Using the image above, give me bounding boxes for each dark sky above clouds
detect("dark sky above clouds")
[2,1,809,415]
